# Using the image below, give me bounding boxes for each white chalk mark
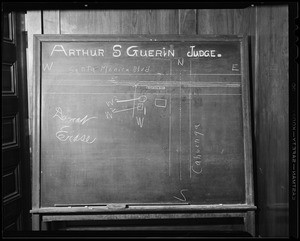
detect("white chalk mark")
[232,64,239,71]
[106,96,117,107]
[221,149,224,154]
[53,107,97,125]
[136,117,144,128]
[177,58,184,66]
[144,107,147,115]
[155,98,167,108]
[189,73,192,179]
[116,95,147,103]
[137,103,144,111]
[112,107,138,113]
[105,112,113,119]
[43,62,54,71]
[173,189,188,202]
[194,131,204,136]
[169,95,172,176]
[192,165,203,174]
[116,97,139,103]
[55,125,96,144]
[194,123,201,129]
[132,85,138,118]
[179,76,182,181]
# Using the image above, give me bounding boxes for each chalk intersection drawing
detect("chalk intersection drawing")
[45,54,243,202]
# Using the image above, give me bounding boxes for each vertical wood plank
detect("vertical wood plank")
[120,10,150,34]
[241,35,254,207]
[25,11,42,132]
[254,5,289,237]
[60,10,122,34]
[120,10,179,34]
[147,10,179,34]
[43,10,60,34]
[60,10,179,34]
[179,9,197,34]
[197,9,235,34]
[197,8,252,36]
[245,6,258,235]
[26,10,43,232]
[233,9,251,35]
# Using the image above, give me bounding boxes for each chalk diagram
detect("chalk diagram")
[43,53,243,203]
[104,91,168,128]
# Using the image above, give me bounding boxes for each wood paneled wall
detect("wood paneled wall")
[25,7,289,237]
[254,6,289,237]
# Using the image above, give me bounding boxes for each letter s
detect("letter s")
[113,45,122,57]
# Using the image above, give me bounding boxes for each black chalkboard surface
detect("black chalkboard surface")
[33,35,253,209]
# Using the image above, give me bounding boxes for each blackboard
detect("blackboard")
[33,35,253,208]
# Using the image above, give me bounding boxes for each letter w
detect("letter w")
[43,62,54,71]
[136,117,144,128]
[106,99,114,107]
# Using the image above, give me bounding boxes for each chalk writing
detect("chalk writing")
[50,44,176,58]
[53,107,97,125]
[125,46,175,58]
[136,117,144,128]
[104,94,148,128]
[105,112,113,119]
[42,62,54,71]
[50,45,105,57]
[192,123,204,175]
[232,64,239,71]
[68,65,150,74]
[187,46,217,58]
[177,58,184,66]
[106,96,118,107]
[173,189,188,202]
[55,125,96,144]
[146,86,166,90]
[48,44,225,59]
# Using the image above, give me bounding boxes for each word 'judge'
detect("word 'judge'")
[49,44,220,58]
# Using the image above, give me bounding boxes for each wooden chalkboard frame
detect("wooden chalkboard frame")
[31,35,256,219]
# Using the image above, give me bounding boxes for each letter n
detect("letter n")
[177,58,184,66]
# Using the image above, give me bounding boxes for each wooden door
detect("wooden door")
[2,11,31,231]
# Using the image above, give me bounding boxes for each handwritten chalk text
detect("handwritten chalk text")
[192,123,204,174]
[55,125,96,144]
[53,107,97,125]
